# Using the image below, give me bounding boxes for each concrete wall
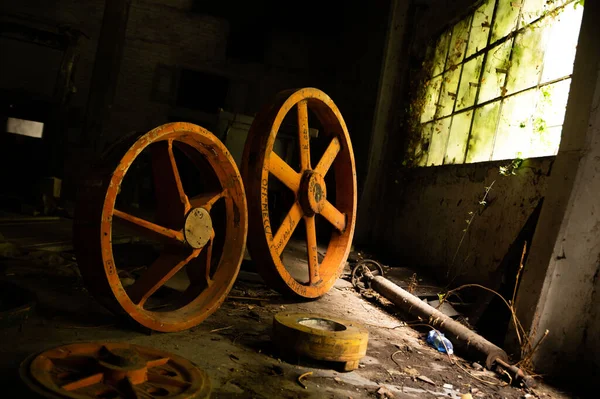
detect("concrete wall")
[362,0,552,290]
[512,1,600,391]
[371,158,551,286]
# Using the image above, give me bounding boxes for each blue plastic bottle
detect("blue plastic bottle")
[426,330,454,355]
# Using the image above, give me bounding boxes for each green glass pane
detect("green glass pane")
[492,89,537,160]
[466,100,501,163]
[416,123,433,166]
[541,4,583,83]
[420,76,442,123]
[432,30,452,76]
[456,54,484,111]
[436,68,461,118]
[447,17,471,68]
[467,0,495,57]
[505,20,550,95]
[428,117,452,166]
[491,0,520,44]
[521,0,569,25]
[444,111,473,164]
[478,39,513,103]
[535,79,571,129]
[527,125,561,157]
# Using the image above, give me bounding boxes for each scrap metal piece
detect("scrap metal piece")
[20,342,211,398]
[241,88,357,298]
[351,259,384,290]
[273,312,368,371]
[74,122,248,332]
[368,275,508,369]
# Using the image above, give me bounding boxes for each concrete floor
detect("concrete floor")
[0,252,576,399]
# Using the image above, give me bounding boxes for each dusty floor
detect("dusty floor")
[0,244,578,399]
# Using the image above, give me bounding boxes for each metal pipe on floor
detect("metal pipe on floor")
[369,275,509,370]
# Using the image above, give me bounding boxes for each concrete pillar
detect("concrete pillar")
[514,0,600,388]
[83,0,132,152]
[355,0,410,244]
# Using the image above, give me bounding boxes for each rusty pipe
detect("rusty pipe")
[369,275,508,369]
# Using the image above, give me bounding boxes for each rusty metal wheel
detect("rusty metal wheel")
[20,342,211,398]
[242,88,357,298]
[74,122,247,332]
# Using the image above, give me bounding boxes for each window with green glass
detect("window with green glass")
[411,0,584,166]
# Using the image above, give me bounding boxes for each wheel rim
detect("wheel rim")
[75,122,247,332]
[242,88,357,298]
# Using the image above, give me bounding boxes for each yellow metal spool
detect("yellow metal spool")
[273,312,369,371]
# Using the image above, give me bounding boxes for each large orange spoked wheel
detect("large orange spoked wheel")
[242,88,357,298]
[74,122,247,332]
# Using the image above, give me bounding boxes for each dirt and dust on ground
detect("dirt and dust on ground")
[0,239,579,398]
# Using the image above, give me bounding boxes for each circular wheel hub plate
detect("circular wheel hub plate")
[242,88,357,298]
[273,312,368,371]
[20,342,211,398]
[74,122,247,332]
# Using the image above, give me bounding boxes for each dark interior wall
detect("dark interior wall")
[368,0,552,289]
[0,0,105,134]
[321,0,391,195]
[1,0,390,206]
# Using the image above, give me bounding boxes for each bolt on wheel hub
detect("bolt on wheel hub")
[20,342,211,398]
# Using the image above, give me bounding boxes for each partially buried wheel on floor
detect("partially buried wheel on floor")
[20,342,211,398]
[242,88,357,298]
[74,122,247,332]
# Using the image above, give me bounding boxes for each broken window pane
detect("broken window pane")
[467,0,495,58]
[420,75,443,123]
[505,19,550,95]
[428,117,452,166]
[436,68,461,118]
[432,30,452,76]
[491,0,521,44]
[447,17,471,69]
[492,88,537,160]
[466,100,501,163]
[541,4,583,83]
[478,39,513,103]
[456,54,484,111]
[444,111,473,164]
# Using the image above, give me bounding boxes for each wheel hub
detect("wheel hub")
[300,170,327,216]
[184,207,212,249]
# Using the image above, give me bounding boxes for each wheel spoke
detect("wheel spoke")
[152,139,190,229]
[61,373,104,391]
[272,202,303,256]
[320,200,346,232]
[314,137,341,177]
[147,373,192,388]
[127,249,200,306]
[189,190,226,212]
[305,215,319,284]
[297,100,311,171]
[269,153,301,192]
[185,230,214,286]
[113,209,185,243]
